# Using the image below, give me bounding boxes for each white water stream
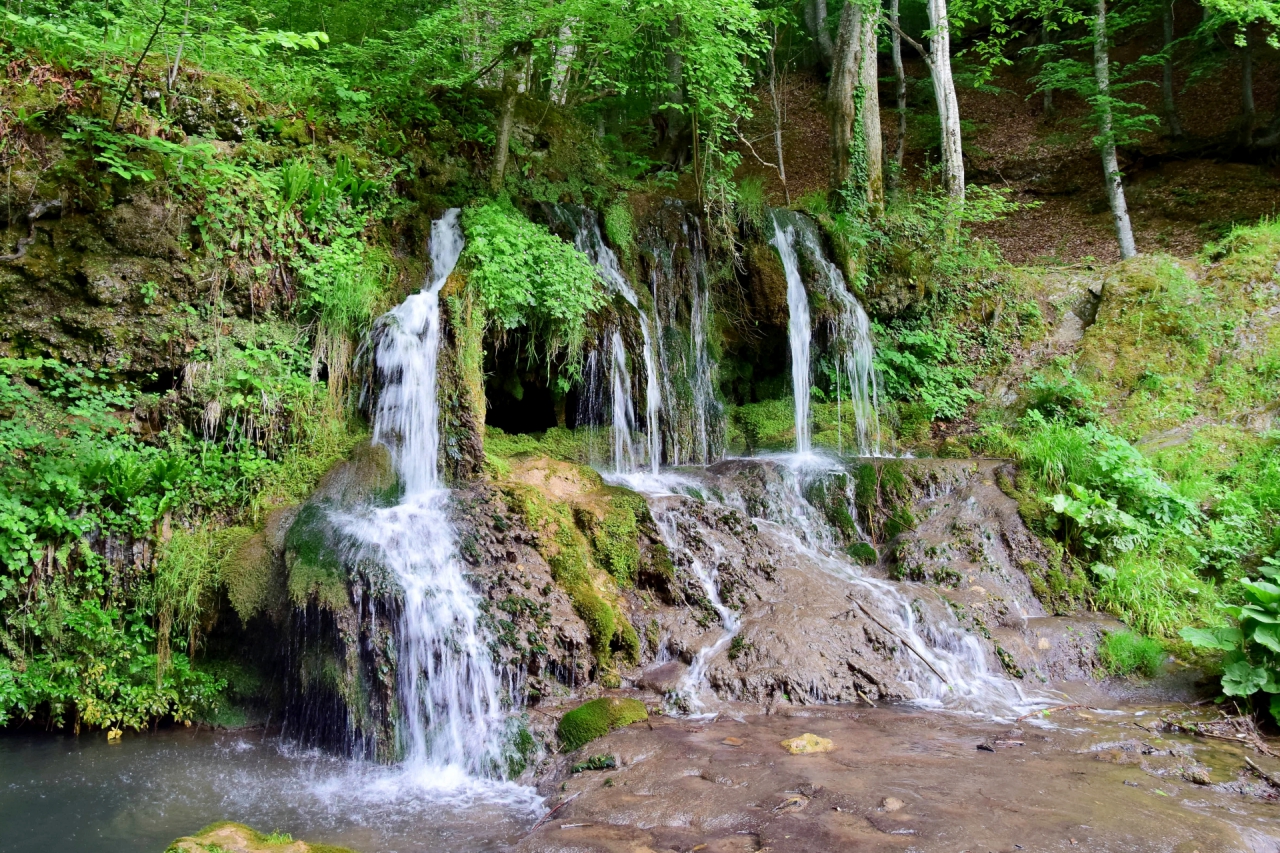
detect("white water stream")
[770,211,813,455]
[558,206,662,474]
[769,209,882,457]
[335,211,513,782]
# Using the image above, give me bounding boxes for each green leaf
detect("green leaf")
[1221,661,1269,697]
[1253,623,1280,654]
[1179,626,1242,651]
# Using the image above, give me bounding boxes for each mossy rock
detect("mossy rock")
[166,821,357,853]
[557,697,648,751]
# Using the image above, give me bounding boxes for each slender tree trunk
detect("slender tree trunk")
[1240,23,1256,142]
[1161,3,1183,138]
[112,0,169,130]
[808,0,835,65]
[829,0,862,190]
[1041,21,1054,115]
[549,23,575,105]
[166,0,191,91]
[858,8,884,212]
[926,0,964,201]
[768,26,790,205]
[491,62,520,191]
[891,0,907,182]
[1094,0,1137,260]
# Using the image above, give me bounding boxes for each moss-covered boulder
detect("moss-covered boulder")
[166,822,357,853]
[557,697,648,751]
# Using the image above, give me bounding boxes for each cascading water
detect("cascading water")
[335,210,509,779]
[651,509,739,715]
[608,328,639,473]
[554,205,662,474]
[644,201,723,465]
[769,211,813,455]
[769,209,882,457]
[619,458,1048,719]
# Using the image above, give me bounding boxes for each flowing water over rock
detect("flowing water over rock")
[769,209,882,456]
[640,200,723,465]
[553,204,662,474]
[617,458,1045,719]
[332,211,517,779]
[770,211,813,454]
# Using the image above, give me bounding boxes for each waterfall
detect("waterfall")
[335,210,509,778]
[621,461,1046,718]
[608,328,638,473]
[769,211,813,455]
[769,209,882,457]
[652,508,739,715]
[554,206,662,474]
[644,201,723,465]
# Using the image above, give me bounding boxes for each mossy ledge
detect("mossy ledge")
[557,697,649,751]
[166,821,357,853]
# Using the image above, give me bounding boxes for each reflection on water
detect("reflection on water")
[0,728,542,853]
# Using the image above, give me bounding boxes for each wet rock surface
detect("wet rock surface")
[520,703,1280,853]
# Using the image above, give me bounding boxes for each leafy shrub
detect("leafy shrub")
[1099,630,1164,677]
[461,200,604,362]
[1024,367,1097,425]
[1182,556,1280,722]
[873,324,983,421]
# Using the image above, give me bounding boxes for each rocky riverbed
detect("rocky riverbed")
[519,699,1280,853]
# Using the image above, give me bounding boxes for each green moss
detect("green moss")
[283,503,349,610]
[846,541,878,564]
[485,425,592,462]
[556,697,648,751]
[168,822,358,853]
[502,482,636,671]
[578,487,648,586]
[727,398,794,454]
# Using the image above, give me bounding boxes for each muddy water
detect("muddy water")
[0,728,539,853]
[518,701,1280,853]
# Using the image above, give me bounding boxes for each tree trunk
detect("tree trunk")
[549,23,575,105]
[768,27,790,205]
[1161,4,1183,138]
[858,8,884,212]
[1041,21,1054,115]
[829,0,863,190]
[1240,23,1256,141]
[1093,0,1137,260]
[891,0,907,182]
[491,63,520,192]
[807,0,835,65]
[926,0,964,201]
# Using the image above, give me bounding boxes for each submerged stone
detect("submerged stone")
[780,733,834,754]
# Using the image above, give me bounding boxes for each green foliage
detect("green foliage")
[556,696,647,751]
[0,599,224,730]
[1182,557,1280,723]
[462,201,604,363]
[874,325,983,421]
[1099,630,1165,678]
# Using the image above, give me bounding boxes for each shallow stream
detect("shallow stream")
[0,728,540,853]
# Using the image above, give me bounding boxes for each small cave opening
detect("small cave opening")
[483,335,569,434]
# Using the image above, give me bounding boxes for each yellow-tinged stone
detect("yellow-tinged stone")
[779,733,834,754]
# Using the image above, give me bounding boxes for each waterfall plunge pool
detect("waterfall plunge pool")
[0,727,542,853]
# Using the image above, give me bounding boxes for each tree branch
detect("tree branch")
[735,128,778,171]
[884,18,932,71]
[112,0,170,131]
